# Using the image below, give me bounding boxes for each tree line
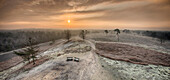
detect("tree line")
[123,29,170,44]
[0,30,64,52]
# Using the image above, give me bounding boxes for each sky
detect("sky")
[0,0,170,30]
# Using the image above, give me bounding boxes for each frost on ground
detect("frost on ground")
[87,33,170,54]
[100,57,170,80]
[88,32,170,80]
[96,42,170,66]
[8,39,113,80]
[1,35,170,80]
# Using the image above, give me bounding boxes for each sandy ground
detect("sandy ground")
[0,39,65,71]
[2,39,113,80]
[99,56,170,80]
[87,32,170,80]
[1,33,170,80]
[0,56,23,71]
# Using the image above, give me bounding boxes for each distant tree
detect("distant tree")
[0,30,63,52]
[150,31,156,39]
[14,37,38,65]
[104,30,109,35]
[80,30,87,40]
[64,30,71,41]
[157,33,166,44]
[114,29,120,41]
[123,29,130,33]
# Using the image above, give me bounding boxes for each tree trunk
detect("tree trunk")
[27,57,30,63]
[160,39,162,44]
[32,54,35,65]
[117,34,119,42]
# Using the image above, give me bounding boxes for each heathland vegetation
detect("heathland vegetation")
[0,29,170,53]
[125,30,170,44]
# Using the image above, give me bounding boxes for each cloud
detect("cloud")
[150,0,170,4]
[0,0,170,30]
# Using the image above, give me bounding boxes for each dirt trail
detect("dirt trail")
[8,38,113,80]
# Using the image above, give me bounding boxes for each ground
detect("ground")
[87,32,170,54]
[0,39,64,71]
[0,38,113,80]
[0,32,170,80]
[96,42,170,66]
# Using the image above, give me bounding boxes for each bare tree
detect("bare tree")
[14,37,38,65]
[80,30,87,40]
[114,29,120,41]
[64,30,71,41]
[157,33,166,44]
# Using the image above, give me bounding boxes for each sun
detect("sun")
[68,19,70,23]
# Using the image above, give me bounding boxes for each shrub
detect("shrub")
[14,37,39,65]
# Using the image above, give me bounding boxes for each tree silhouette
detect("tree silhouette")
[104,30,109,35]
[114,29,120,41]
[157,33,166,44]
[80,30,87,40]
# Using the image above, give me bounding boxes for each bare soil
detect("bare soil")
[0,56,23,71]
[19,56,50,71]
[5,56,50,80]
[96,42,170,66]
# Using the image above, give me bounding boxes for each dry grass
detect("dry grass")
[87,32,170,53]
[96,42,170,66]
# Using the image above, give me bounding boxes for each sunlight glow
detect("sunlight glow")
[68,19,70,23]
